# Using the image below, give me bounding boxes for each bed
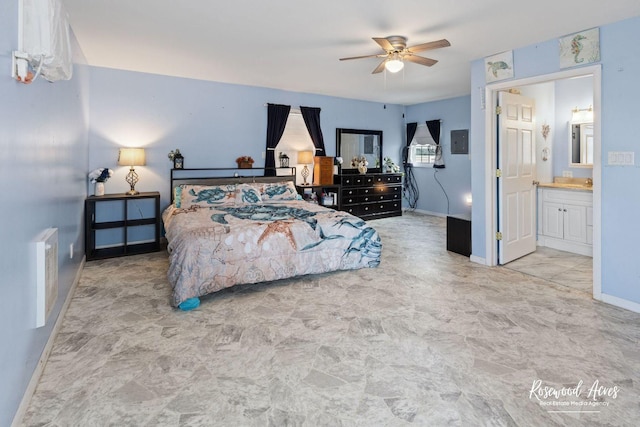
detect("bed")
[163,168,382,309]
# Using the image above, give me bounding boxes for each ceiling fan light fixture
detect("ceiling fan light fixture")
[385,54,404,73]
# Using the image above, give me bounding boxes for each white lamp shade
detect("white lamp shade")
[298,150,314,164]
[118,148,146,166]
[385,59,404,73]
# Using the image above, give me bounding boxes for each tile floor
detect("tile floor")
[502,247,593,294]
[20,213,640,426]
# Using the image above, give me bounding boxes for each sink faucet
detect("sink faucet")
[586,178,593,187]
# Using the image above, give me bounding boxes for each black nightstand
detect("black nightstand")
[85,192,161,260]
[296,184,341,209]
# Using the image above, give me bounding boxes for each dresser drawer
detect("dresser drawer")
[374,174,402,184]
[341,175,374,186]
[373,184,401,196]
[338,173,402,220]
[343,192,400,205]
[360,200,402,216]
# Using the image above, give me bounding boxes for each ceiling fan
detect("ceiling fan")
[340,35,450,74]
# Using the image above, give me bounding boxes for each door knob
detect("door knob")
[533,180,540,186]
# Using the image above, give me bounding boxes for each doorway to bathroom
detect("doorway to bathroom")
[485,65,601,298]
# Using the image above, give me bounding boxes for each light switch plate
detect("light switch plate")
[608,151,635,165]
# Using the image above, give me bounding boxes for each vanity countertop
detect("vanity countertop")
[538,177,593,191]
[538,182,593,192]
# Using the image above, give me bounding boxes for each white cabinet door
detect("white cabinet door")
[538,188,592,256]
[564,204,588,243]
[542,201,564,239]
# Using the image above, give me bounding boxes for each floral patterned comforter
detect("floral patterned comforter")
[162,201,381,306]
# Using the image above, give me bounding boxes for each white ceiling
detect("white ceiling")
[61,0,640,105]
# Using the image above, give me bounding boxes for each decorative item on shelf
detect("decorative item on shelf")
[168,149,184,169]
[278,152,290,168]
[236,155,254,169]
[118,147,146,195]
[351,155,369,175]
[298,150,314,185]
[334,156,343,175]
[88,167,113,196]
[383,157,400,173]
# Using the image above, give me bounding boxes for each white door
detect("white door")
[498,92,537,264]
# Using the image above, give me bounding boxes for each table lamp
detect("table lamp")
[298,150,313,186]
[118,148,146,195]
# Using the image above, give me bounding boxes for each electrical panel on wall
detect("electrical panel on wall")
[451,130,469,154]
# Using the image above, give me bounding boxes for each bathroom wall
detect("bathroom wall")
[518,82,555,184]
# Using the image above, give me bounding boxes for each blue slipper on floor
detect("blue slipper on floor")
[178,297,200,311]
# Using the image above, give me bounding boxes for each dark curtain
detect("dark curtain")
[427,119,444,169]
[403,122,419,208]
[406,122,417,147]
[265,103,291,176]
[300,106,326,155]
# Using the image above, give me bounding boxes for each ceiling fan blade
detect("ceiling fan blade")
[407,39,451,53]
[404,55,438,67]
[372,60,387,74]
[373,37,394,52]
[340,54,386,61]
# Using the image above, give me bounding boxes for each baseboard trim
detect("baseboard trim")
[11,256,86,427]
[597,292,640,314]
[537,236,593,257]
[470,255,487,265]
[403,208,447,218]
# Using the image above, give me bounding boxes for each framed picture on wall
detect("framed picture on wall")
[559,27,600,69]
[484,50,514,83]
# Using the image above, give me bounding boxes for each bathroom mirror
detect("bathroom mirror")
[569,121,594,167]
[336,128,382,173]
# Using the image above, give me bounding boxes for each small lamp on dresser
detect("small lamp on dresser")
[298,150,313,186]
[118,147,146,195]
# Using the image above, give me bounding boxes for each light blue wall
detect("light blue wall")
[88,68,405,210]
[0,3,89,425]
[470,16,640,304]
[404,96,472,215]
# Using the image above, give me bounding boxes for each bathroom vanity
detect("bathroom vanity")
[537,183,593,256]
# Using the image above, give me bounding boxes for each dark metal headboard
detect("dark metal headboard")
[170,167,297,204]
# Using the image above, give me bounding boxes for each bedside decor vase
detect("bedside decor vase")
[95,182,105,196]
[358,164,368,175]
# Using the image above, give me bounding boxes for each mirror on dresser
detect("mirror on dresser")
[336,128,383,173]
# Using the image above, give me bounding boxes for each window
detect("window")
[278,110,313,151]
[408,124,437,167]
[276,109,315,180]
[411,144,436,164]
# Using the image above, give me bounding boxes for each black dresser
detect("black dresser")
[338,173,402,220]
